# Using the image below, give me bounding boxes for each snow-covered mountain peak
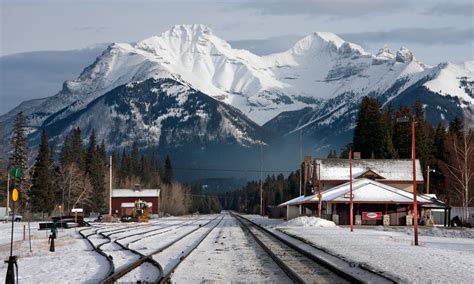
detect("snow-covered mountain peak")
[396,46,414,63]
[3,24,472,135]
[376,45,395,60]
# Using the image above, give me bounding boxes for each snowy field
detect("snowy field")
[0,213,290,283]
[245,215,474,284]
[171,213,290,283]
[0,221,107,283]
[2,214,472,283]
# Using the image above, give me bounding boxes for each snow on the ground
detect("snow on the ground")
[171,213,291,283]
[0,222,108,283]
[246,215,474,284]
[376,225,474,239]
[128,215,217,255]
[282,216,337,228]
[118,261,160,282]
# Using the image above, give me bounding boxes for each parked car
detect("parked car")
[2,212,23,222]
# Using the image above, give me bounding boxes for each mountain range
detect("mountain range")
[1,24,472,179]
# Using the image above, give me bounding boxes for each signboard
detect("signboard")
[11,167,22,178]
[71,208,83,213]
[362,212,382,221]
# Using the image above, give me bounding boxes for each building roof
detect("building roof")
[112,189,160,198]
[279,178,433,206]
[315,159,424,182]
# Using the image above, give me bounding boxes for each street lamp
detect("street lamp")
[396,116,419,246]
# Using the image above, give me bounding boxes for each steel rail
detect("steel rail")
[233,213,398,284]
[100,214,222,284]
[156,214,225,283]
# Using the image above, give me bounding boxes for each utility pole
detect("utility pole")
[299,130,302,215]
[6,172,9,223]
[317,162,322,217]
[412,121,419,246]
[109,155,112,216]
[260,144,263,216]
[396,116,419,246]
[349,149,353,232]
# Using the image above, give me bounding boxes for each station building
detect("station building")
[279,157,449,226]
[111,186,160,217]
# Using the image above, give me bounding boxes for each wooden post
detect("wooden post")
[109,155,112,216]
[426,165,430,194]
[412,121,419,246]
[349,150,353,232]
[6,172,9,223]
[317,162,322,217]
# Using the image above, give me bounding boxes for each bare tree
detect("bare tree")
[440,128,474,222]
[161,182,190,216]
[57,163,93,213]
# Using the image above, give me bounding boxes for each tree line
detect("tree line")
[219,172,301,215]
[4,112,221,217]
[226,97,473,218]
[351,97,473,215]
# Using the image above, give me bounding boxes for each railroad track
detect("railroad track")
[231,213,395,284]
[100,214,224,283]
[79,217,201,280]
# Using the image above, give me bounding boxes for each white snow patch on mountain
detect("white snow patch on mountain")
[424,62,474,105]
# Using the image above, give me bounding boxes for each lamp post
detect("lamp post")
[396,116,419,246]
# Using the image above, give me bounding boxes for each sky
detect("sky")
[0,0,473,65]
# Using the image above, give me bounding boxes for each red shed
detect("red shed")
[111,188,160,217]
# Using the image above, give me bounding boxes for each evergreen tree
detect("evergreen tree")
[353,97,384,158]
[71,128,85,170]
[84,130,107,213]
[30,129,54,214]
[393,105,413,158]
[163,155,174,184]
[119,149,129,186]
[448,116,463,138]
[9,112,29,191]
[433,123,448,162]
[60,134,72,167]
[380,104,398,158]
[380,131,398,158]
[131,142,140,177]
[85,130,96,173]
[414,101,432,174]
[326,150,337,158]
[150,144,162,184]
[339,144,352,159]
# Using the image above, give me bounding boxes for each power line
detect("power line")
[172,167,294,173]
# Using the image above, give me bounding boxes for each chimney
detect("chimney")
[133,184,141,191]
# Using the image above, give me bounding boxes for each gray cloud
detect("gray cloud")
[239,0,410,16]
[341,27,474,46]
[424,2,473,17]
[73,26,108,33]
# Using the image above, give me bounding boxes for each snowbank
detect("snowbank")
[376,226,474,239]
[281,216,337,228]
